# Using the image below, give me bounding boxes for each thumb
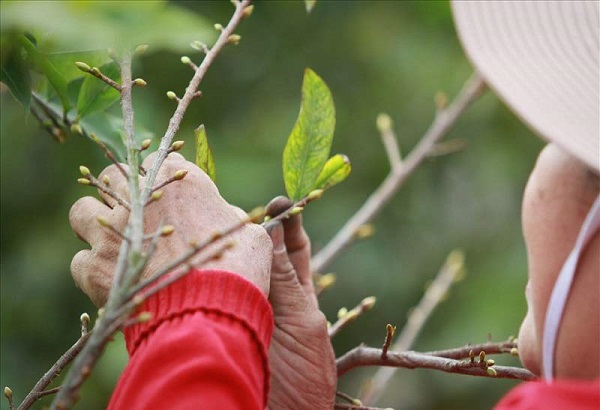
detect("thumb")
[269,223,313,315]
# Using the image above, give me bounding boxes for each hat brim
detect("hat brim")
[452,1,599,172]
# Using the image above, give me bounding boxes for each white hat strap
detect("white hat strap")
[542,194,600,381]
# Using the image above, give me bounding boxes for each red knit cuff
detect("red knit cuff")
[123,269,273,358]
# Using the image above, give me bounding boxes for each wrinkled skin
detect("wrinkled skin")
[265,197,337,410]
[69,153,336,409]
[519,144,599,379]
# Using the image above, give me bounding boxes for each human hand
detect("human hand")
[69,152,272,306]
[265,197,337,410]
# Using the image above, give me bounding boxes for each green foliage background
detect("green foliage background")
[1,1,543,409]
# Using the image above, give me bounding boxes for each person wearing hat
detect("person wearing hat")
[68,1,598,408]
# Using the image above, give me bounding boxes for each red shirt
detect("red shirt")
[496,378,600,410]
[108,269,273,410]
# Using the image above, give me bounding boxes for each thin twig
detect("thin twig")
[34,387,61,400]
[86,66,122,91]
[425,340,519,360]
[336,345,536,381]
[360,250,464,404]
[17,331,91,410]
[381,324,395,359]
[86,174,131,211]
[329,296,377,338]
[311,73,486,273]
[336,391,359,404]
[141,0,252,204]
[90,134,129,179]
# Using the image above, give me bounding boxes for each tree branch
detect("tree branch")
[17,319,91,410]
[311,73,486,273]
[360,250,465,404]
[140,0,252,204]
[336,345,536,381]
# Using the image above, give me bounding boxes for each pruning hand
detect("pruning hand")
[265,197,337,410]
[69,152,272,306]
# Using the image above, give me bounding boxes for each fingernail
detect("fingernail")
[262,219,281,233]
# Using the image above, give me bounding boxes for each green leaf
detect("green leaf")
[18,35,71,112]
[194,125,216,182]
[76,63,120,118]
[283,68,336,201]
[0,42,32,109]
[79,112,154,161]
[314,154,351,190]
[1,1,216,54]
[305,0,317,13]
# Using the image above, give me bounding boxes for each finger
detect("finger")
[71,249,109,307]
[269,223,316,312]
[266,196,315,299]
[69,196,113,246]
[97,164,131,208]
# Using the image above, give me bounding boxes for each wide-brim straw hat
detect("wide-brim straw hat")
[452,1,599,172]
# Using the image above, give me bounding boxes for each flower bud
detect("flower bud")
[228,34,241,45]
[376,113,392,133]
[353,224,375,240]
[166,91,177,100]
[137,312,152,323]
[290,206,304,216]
[151,190,163,201]
[96,216,110,227]
[337,307,348,319]
[214,23,224,31]
[141,139,152,151]
[133,78,147,87]
[479,350,486,362]
[361,296,377,310]
[103,175,111,185]
[171,140,185,151]
[247,206,266,223]
[161,225,175,236]
[307,189,324,201]
[79,166,91,177]
[4,386,12,399]
[486,359,495,367]
[510,347,519,356]
[181,56,191,65]
[242,5,254,18]
[80,312,90,326]
[90,67,100,76]
[174,169,188,180]
[75,61,91,72]
[70,123,83,135]
[486,367,498,377]
[77,178,91,186]
[317,273,336,290]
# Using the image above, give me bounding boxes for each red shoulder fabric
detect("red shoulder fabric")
[495,379,600,410]
[108,269,273,410]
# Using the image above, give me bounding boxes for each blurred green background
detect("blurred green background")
[1,1,544,409]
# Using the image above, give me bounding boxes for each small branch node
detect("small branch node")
[4,386,14,410]
[329,296,377,338]
[166,91,180,103]
[96,216,130,241]
[140,139,152,151]
[132,78,147,87]
[80,313,90,336]
[192,91,203,99]
[168,140,185,153]
[227,34,241,45]
[381,324,396,359]
[190,40,210,54]
[181,56,198,70]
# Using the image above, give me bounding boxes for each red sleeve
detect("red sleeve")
[107,269,273,410]
[495,379,600,410]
